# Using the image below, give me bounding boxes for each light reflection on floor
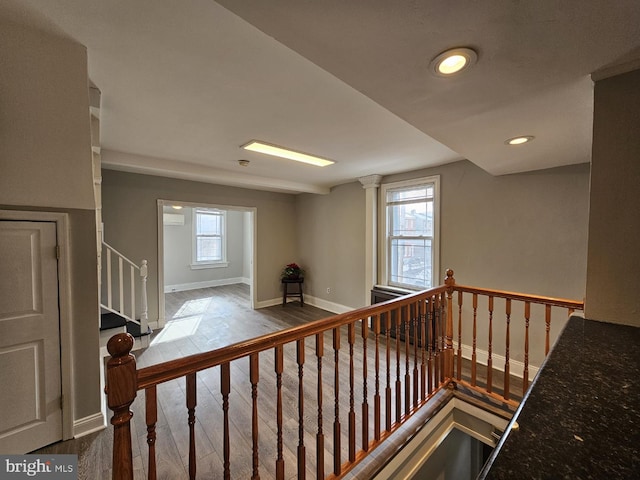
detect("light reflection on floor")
[151,297,211,345]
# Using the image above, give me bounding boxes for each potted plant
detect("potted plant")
[281,262,304,280]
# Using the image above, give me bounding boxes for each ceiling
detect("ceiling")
[5,1,640,194]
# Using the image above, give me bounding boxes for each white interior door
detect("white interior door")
[0,220,62,453]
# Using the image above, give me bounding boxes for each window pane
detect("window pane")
[197,237,221,262]
[389,201,433,236]
[389,238,432,288]
[388,185,433,203]
[197,212,221,235]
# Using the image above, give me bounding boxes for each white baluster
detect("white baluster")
[140,260,148,335]
[118,257,124,316]
[130,265,135,324]
[107,248,112,309]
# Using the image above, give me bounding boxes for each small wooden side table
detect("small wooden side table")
[282,277,304,307]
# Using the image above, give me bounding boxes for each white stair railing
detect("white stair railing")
[101,241,148,336]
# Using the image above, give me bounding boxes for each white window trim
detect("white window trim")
[191,208,228,269]
[380,175,440,291]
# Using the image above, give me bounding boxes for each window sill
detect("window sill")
[190,262,229,270]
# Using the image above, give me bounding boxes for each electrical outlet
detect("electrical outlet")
[326,287,331,294]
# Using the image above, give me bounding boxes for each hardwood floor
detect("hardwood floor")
[35,284,521,479]
[34,285,338,479]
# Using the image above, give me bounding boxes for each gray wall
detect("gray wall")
[0,20,100,421]
[296,182,366,309]
[297,160,590,309]
[381,160,590,300]
[163,207,246,289]
[586,68,640,326]
[384,160,590,367]
[296,160,590,367]
[101,166,298,321]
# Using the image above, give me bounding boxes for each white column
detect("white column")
[359,174,382,306]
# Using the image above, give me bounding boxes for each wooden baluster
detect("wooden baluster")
[106,333,136,480]
[348,323,356,462]
[404,306,411,416]
[440,294,446,384]
[457,291,463,381]
[186,372,197,480]
[145,386,157,480]
[545,304,552,355]
[221,362,231,480]
[361,318,369,451]
[333,328,341,476]
[316,334,325,480]
[523,302,531,397]
[427,297,433,395]
[433,295,440,386]
[275,345,285,479]
[472,293,478,387]
[373,314,381,441]
[385,314,392,432]
[395,308,402,424]
[504,299,511,401]
[250,353,260,480]
[412,302,419,408]
[568,307,575,316]
[444,269,455,380]
[487,296,494,394]
[297,339,306,480]
[420,298,427,401]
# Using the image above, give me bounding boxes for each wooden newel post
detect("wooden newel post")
[106,333,137,480]
[444,269,455,380]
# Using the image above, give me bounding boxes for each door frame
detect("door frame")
[0,209,74,441]
[156,199,257,329]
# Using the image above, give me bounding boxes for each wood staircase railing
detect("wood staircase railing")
[105,270,583,479]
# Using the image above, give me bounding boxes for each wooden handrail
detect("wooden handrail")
[448,272,584,400]
[453,284,583,310]
[106,270,584,480]
[136,286,447,389]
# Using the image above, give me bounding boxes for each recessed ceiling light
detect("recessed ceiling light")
[172,205,183,210]
[505,136,535,145]
[242,140,335,167]
[430,47,477,76]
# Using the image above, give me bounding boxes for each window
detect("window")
[192,208,227,268]
[381,176,439,290]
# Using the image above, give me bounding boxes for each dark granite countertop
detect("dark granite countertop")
[479,316,640,479]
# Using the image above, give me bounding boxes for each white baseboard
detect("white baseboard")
[165,277,248,293]
[255,297,282,309]
[304,295,353,314]
[254,295,352,314]
[456,343,540,379]
[73,412,105,438]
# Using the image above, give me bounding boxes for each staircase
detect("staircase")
[99,241,150,351]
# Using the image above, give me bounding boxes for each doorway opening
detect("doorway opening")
[156,200,256,331]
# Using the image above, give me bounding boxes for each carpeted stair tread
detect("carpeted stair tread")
[100,312,127,330]
[126,322,153,338]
